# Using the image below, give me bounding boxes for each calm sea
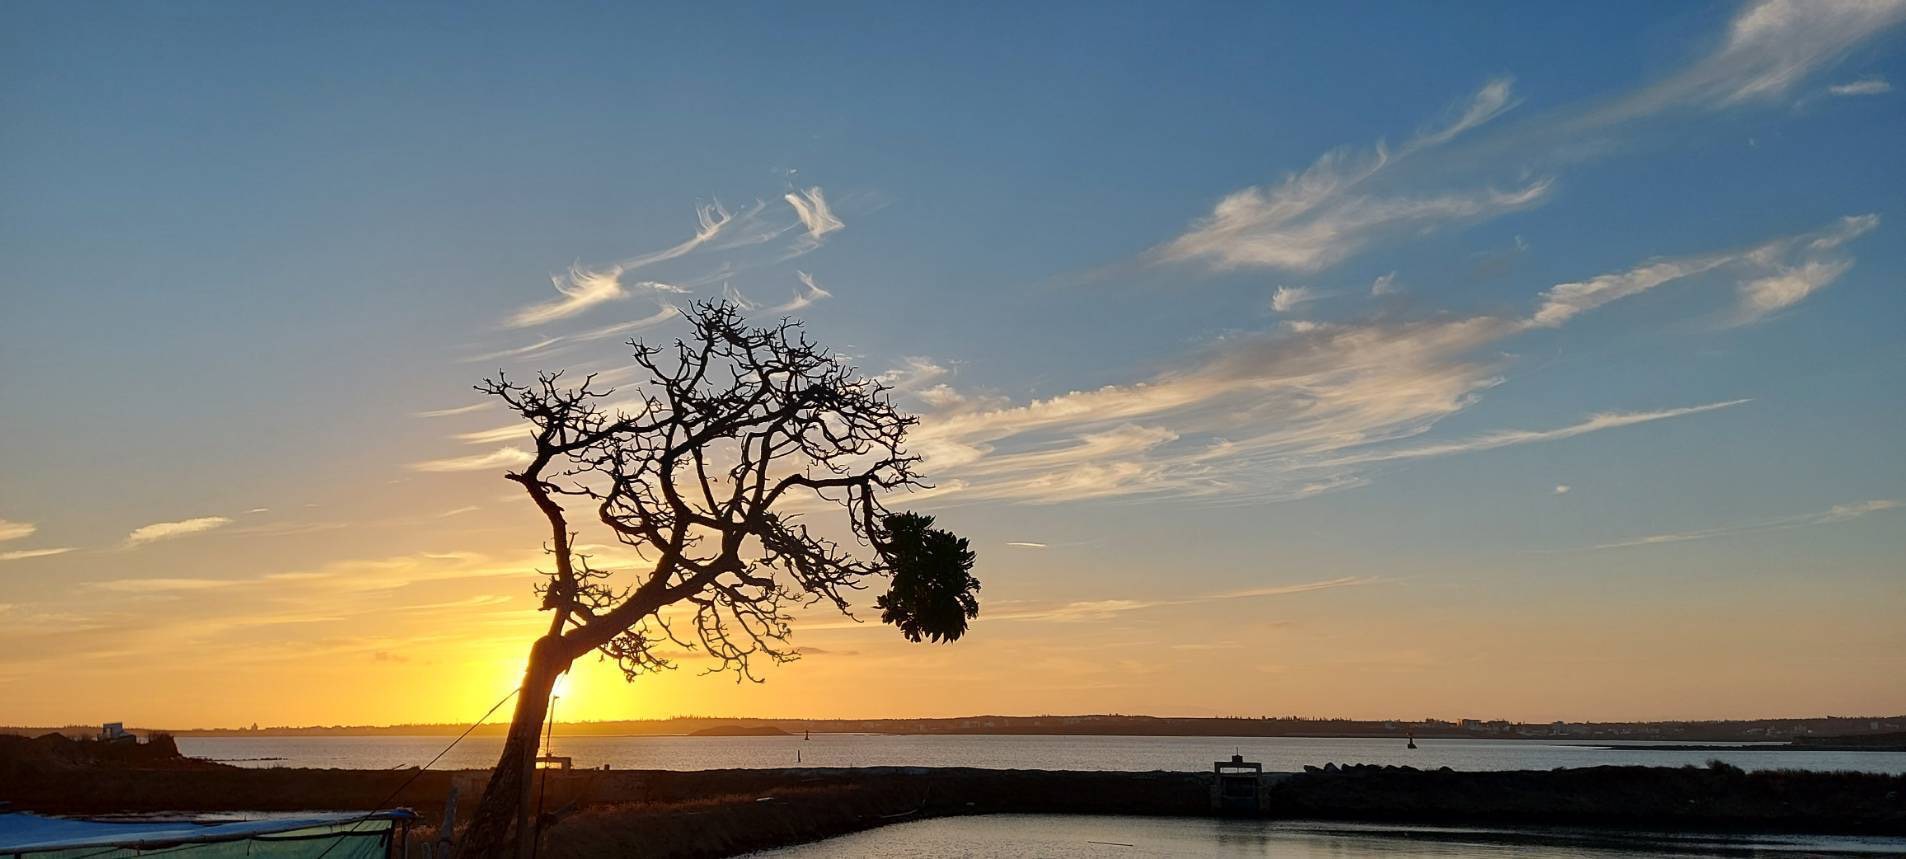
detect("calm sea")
[748,815,1906,857]
[174,733,1906,774]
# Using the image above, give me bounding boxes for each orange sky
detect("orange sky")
[4,0,1905,730]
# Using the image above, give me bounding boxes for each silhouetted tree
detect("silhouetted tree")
[458,302,980,858]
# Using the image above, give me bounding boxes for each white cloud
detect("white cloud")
[784,186,844,242]
[0,520,36,542]
[1737,259,1853,318]
[1732,214,1878,323]
[454,423,530,445]
[1591,0,1906,121]
[1522,214,1877,329]
[510,264,629,328]
[1584,499,1900,551]
[507,203,733,328]
[1370,272,1399,296]
[985,576,1381,623]
[573,304,682,343]
[409,447,533,473]
[905,217,1867,505]
[1005,542,1048,549]
[1153,3,1901,279]
[1315,400,1751,467]
[906,314,1518,504]
[90,577,239,593]
[1822,499,1903,520]
[1554,484,1571,495]
[881,357,953,392]
[415,403,490,418]
[1,548,74,562]
[462,336,566,364]
[1828,76,1893,96]
[127,516,233,545]
[1270,286,1321,313]
[722,283,759,311]
[768,271,833,313]
[1158,78,1549,273]
[1413,77,1520,147]
[1528,257,1732,328]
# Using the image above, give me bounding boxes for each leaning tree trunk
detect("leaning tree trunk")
[458,635,567,859]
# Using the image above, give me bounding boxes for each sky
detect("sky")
[2,0,1903,729]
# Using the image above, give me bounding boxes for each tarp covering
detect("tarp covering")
[0,811,412,857]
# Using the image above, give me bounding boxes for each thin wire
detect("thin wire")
[60,686,521,859]
[308,684,521,859]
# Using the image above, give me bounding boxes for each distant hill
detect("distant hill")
[688,725,794,737]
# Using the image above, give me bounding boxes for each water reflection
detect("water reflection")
[752,816,1906,857]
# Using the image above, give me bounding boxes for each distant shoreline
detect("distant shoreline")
[9,713,1902,744]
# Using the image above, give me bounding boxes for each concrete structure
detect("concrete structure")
[1210,753,1269,814]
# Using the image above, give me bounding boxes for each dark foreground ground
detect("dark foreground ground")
[5,734,1904,857]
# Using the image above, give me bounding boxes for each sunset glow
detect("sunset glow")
[3,1,1903,732]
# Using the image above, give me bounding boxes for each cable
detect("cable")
[308,685,521,859]
[58,686,520,859]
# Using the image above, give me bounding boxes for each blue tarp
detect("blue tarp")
[0,810,412,857]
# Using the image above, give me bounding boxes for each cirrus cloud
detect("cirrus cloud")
[127,516,233,545]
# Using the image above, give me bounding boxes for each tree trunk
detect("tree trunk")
[458,635,566,859]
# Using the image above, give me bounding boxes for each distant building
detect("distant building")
[98,722,130,742]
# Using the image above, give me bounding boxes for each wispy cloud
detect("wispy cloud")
[767,271,833,313]
[409,446,532,473]
[1270,286,1322,313]
[507,203,731,328]
[1554,484,1571,495]
[415,403,490,418]
[1523,214,1878,328]
[988,576,1381,623]
[461,336,567,364]
[572,304,682,343]
[784,186,843,243]
[127,516,232,545]
[1582,499,1901,551]
[1157,78,1549,273]
[1413,77,1521,146]
[1828,76,1893,96]
[1005,541,1048,550]
[1528,258,1733,328]
[1591,0,1906,121]
[1732,214,1877,323]
[1316,400,1751,467]
[509,269,687,332]
[1370,272,1399,296]
[1,548,74,562]
[510,264,630,329]
[454,423,531,445]
[902,215,1864,505]
[1154,3,1901,280]
[0,520,36,542]
[90,577,238,593]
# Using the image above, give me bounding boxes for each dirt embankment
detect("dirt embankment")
[1270,762,1906,835]
[6,738,1904,858]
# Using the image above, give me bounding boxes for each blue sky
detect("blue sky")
[2,1,1903,725]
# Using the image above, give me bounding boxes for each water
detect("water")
[750,815,1906,857]
[173,734,1906,774]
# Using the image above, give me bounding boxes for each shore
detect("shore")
[8,734,1906,858]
